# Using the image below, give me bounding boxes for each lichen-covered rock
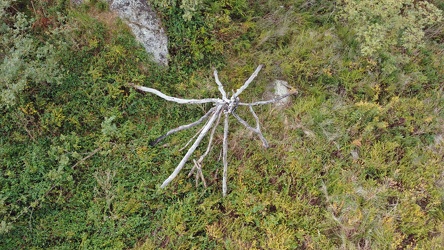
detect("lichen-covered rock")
[274,80,291,106]
[109,0,168,66]
[72,0,169,66]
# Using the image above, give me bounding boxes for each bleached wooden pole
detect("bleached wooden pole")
[130,83,223,105]
[222,112,229,196]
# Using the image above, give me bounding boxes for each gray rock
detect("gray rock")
[109,0,168,66]
[72,0,169,66]
[274,80,291,106]
[70,0,84,5]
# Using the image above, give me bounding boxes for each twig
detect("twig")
[198,166,207,187]
[248,106,268,148]
[232,111,269,148]
[198,109,223,162]
[188,110,222,178]
[213,69,228,102]
[238,90,298,106]
[231,65,263,100]
[191,159,207,188]
[180,125,205,152]
[150,107,216,146]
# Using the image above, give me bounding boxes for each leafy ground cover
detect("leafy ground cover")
[1,0,443,249]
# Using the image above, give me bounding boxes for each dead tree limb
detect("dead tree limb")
[131,65,296,196]
[232,111,269,148]
[150,107,216,146]
[188,109,222,180]
[214,69,228,102]
[159,105,223,188]
[130,83,223,105]
[222,112,229,196]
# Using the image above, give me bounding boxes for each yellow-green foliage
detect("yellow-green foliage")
[339,0,443,56]
[151,0,203,21]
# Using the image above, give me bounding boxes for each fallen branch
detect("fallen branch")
[150,107,216,146]
[130,83,223,105]
[160,105,223,188]
[189,109,222,170]
[131,65,296,196]
[232,110,269,148]
[222,112,229,196]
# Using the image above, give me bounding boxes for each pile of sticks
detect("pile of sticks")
[130,65,296,196]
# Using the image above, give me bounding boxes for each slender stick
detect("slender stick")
[213,69,228,102]
[199,166,207,188]
[249,106,261,130]
[198,109,223,162]
[248,106,268,148]
[231,65,263,100]
[188,109,222,177]
[232,111,269,148]
[222,112,229,196]
[180,125,204,152]
[160,104,224,188]
[191,159,207,188]
[150,107,216,146]
[130,83,223,105]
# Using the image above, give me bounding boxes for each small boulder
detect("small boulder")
[109,0,169,66]
[273,80,291,106]
[71,0,169,66]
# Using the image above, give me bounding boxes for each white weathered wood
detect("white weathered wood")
[198,109,222,162]
[131,83,223,105]
[248,106,269,148]
[238,90,298,106]
[213,69,229,102]
[232,111,269,148]
[222,112,229,196]
[151,107,216,146]
[188,109,222,180]
[160,104,223,188]
[191,159,207,188]
[232,64,263,100]
[180,125,205,152]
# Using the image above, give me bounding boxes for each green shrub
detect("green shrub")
[0,0,65,110]
[338,0,443,58]
[151,0,203,21]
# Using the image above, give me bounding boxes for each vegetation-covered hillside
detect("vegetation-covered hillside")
[1,0,443,248]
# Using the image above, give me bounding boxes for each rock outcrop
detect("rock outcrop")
[109,0,168,66]
[273,80,291,106]
[72,0,169,66]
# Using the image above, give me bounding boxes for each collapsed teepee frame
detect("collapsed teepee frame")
[130,65,297,196]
